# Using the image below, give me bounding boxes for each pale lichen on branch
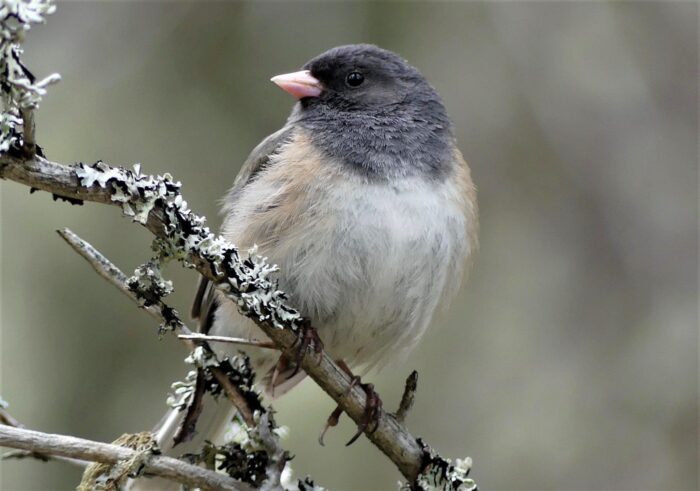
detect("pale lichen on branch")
[0,0,60,153]
[57,228,317,490]
[74,159,306,337]
[0,425,248,491]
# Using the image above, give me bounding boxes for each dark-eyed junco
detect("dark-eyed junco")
[147,44,478,477]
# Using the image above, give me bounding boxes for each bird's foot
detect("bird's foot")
[318,405,343,446]
[318,362,383,446]
[318,372,360,445]
[345,381,382,446]
[289,322,324,378]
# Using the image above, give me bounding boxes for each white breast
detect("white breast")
[308,177,471,369]
[216,135,476,371]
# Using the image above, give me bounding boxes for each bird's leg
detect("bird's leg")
[318,360,383,446]
[319,363,360,446]
[288,321,324,379]
[345,381,382,446]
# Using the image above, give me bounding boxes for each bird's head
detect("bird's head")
[270,44,453,179]
[272,44,445,116]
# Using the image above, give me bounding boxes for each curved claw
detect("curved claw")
[288,324,324,379]
[269,356,288,398]
[319,405,343,446]
[317,361,383,446]
[345,382,382,446]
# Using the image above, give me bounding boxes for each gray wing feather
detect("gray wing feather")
[223,125,295,211]
[190,125,295,333]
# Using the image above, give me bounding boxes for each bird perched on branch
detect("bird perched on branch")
[139,44,477,488]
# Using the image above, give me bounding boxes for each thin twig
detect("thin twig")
[2,448,89,468]
[208,367,255,428]
[57,229,296,484]
[56,228,176,331]
[57,228,256,428]
[20,108,36,158]
[395,370,418,424]
[0,403,85,466]
[0,406,22,428]
[178,333,276,349]
[0,425,250,491]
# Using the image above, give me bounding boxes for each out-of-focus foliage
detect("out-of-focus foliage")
[0,2,697,490]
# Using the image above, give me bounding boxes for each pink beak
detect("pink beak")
[271,70,323,99]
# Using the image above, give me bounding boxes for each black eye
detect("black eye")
[346,71,364,87]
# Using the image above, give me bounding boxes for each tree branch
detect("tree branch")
[0,155,424,481]
[395,371,418,424]
[0,406,22,429]
[0,425,251,491]
[58,228,298,488]
[56,227,257,428]
[20,108,35,158]
[0,403,86,468]
[0,152,472,486]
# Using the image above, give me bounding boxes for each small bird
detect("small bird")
[141,44,477,487]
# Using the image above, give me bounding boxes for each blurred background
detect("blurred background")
[0,2,697,490]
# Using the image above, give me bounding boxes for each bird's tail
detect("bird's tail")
[127,366,307,490]
[127,393,235,491]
